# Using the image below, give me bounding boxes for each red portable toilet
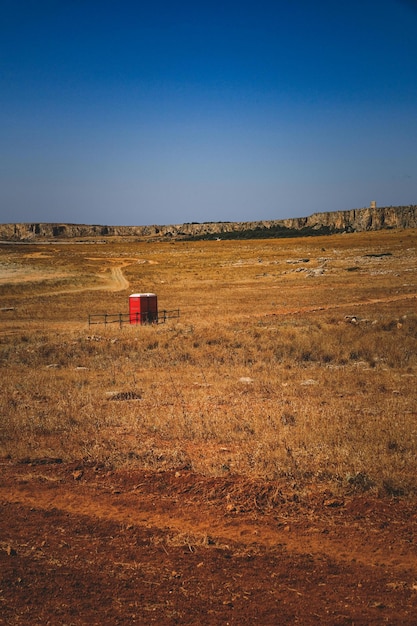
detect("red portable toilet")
[129,293,158,325]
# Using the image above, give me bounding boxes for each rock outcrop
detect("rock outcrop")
[0,205,416,242]
[280,205,417,232]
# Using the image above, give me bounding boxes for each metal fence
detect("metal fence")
[88,309,180,328]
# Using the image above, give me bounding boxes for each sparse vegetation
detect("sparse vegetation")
[184,224,340,240]
[1,229,416,494]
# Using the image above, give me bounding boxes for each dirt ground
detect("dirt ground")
[1,458,417,625]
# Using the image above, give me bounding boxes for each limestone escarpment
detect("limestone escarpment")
[281,205,417,232]
[0,205,416,241]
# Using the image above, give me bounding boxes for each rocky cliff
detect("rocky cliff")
[1,205,416,242]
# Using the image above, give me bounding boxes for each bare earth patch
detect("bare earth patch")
[1,459,417,625]
[0,264,71,284]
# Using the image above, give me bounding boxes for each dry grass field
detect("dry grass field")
[1,229,416,494]
[1,229,417,624]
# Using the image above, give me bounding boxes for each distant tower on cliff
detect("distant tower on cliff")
[370,201,377,209]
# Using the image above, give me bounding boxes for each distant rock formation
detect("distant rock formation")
[0,205,416,242]
[280,205,417,233]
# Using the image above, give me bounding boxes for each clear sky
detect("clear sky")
[1,0,417,226]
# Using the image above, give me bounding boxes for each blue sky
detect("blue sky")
[1,0,417,226]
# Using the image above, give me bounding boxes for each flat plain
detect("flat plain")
[1,229,417,624]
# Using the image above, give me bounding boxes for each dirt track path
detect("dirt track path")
[50,261,131,295]
[107,264,130,291]
[2,462,417,625]
[267,292,417,318]
[0,257,131,296]
[1,474,416,574]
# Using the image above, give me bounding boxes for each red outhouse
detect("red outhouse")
[129,293,158,325]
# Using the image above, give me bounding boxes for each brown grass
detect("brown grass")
[1,229,416,494]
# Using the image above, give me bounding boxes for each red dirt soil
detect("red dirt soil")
[1,458,417,625]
